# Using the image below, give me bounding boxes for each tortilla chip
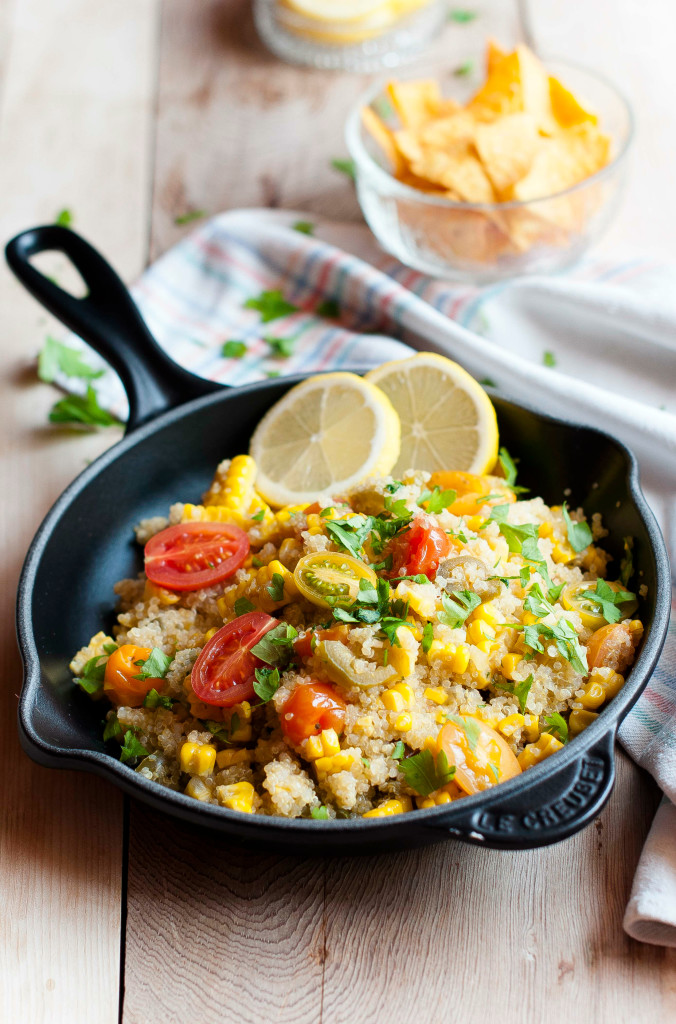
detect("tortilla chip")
[386,79,442,131]
[475,112,539,194]
[417,109,477,148]
[486,38,507,76]
[469,45,554,131]
[410,144,496,204]
[511,123,610,204]
[549,76,599,128]
[361,106,406,175]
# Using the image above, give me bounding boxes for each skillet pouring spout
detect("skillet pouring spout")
[6,225,672,853]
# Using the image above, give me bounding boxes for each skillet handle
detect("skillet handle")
[428,729,616,850]
[5,225,223,432]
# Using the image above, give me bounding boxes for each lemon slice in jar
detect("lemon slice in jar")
[365,353,499,476]
[250,372,401,507]
[282,0,392,21]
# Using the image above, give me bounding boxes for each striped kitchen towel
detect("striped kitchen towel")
[54,207,675,943]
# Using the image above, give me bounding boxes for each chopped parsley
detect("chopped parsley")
[244,289,298,323]
[520,620,588,675]
[174,209,207,225]
[389,573,430,585]
[480,377,496,388]
[293,221,315,235]
[562,503,593,552]
[133,648,173,680]
[495,674,533,714]
[49,385,121,428]
[103,642,118,655]
[524,582,557,619]
[325,514,375,559]
[417,486,457,514]
[438,590,481,629]
[449,9,477,21]
[251,508,265,522]
[55,208,73,227]
[234,597,256,616]
[38,337,103,383]
[547,582,565,603]
[103,714,123,742]
[253,666,281,703]
[206,718,238,745]
[331,158,356,180]
[143,688,174,710]
[543,350,557,368]
[250,622,298,667]
[316,298,340,318]
[222,340,247,359]
[120,730,149,765]
[580,579,635,625]
[391,740,405,760]
[311,805,329,819]
[265,333,299,358]
[620,536,634,587]
[77,654,107,695]
[454,59,475,76]
[266,572,286,602]
[399,748,456,796]
[498,446,529,494]
[544,712,568,744]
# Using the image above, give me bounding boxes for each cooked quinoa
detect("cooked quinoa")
[71,455,644,819]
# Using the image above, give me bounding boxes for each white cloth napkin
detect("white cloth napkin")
[54,208,676,944]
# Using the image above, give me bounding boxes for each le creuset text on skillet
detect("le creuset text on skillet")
[5,225,671,854]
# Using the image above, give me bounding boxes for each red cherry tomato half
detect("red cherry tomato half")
[280,681,347,746]
[144,522,249,592]
[389,517,451,579]
[191,611,277,707]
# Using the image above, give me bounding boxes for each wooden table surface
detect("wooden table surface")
[2,2,676,1021]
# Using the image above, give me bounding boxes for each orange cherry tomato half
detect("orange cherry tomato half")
[436,717,521,795]
[585,620,643,674]
[191,611,277,707]
[280,681,347,746]
[389,517,451,579]
[104,644,164,707]
[144,522,249,592]
[293,625,350,660]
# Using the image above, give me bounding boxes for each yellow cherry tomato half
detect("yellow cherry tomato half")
[561,580,638,631]
[293,551,378,609]
[436,716,521,795]
[428,471,515,517]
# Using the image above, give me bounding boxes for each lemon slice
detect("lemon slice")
[250,372,401,507]
[365,353,498,476]
[283,0,390,22]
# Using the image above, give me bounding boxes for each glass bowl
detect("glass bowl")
[253,0,447,72]
[345,60,634,282]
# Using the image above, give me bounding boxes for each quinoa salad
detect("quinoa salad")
[71,452,644,820]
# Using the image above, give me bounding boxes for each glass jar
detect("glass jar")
[253,0,447,72]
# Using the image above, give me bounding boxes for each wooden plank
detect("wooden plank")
[0,1,159,1021]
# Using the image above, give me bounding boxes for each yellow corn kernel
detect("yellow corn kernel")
[355,715,375,737]
[522,610,539,626]
[452,644,471,673]
[181,502,248,529]
[216,780,255,814]
[538,521,554,538]
[424,686,448,705]
[580,545,610,575]
[234,700,252,722]
[577,679,606,710]
[314,752,358,777]
[387,627,418,678]
[184,777,213,802]
[426,639,453,663]
[523,714,540,743]
[466,619,495,645]
[305,734,324,760]
[203,454,257,510]
[426,640,470,674]
[465,515,484,532]
[363,797,413,818]
[382,688,405,712]
[204,627,218,641]
[394,580,437,619]
[144,580,180,606]
[435,790,452,805]
[552,539,575,564]
[435,708,449,725]
[476,638,501,655]
[501,653,522,680]
[256,559,298,612]
[497,713,525,739]
[278,536,301,567]
[422,735,437,752]
[593,667,625,701]
[394,712,413,732]
[305,513,326,536]
[471,602,503,629]
[180,741,217,777]
[569,709,599,737]
[274,504,310,529]
[215,748,252,769]
[518,733,564,770]
[393,681,414,704]
[417,796,435,809]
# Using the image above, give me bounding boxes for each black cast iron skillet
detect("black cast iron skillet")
[6,225,671,854]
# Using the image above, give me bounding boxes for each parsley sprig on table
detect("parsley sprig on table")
[49,385,122,429]
[39,337,103,383]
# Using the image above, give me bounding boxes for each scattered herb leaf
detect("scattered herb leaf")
[331,158,356,180]
[133,648,173,680]
[266,572,286,602]
[103,714,122,742]
[392,740,405,760]
[544,712,568,744]
[143,688,174,710]
[580,578,635,625]
[399,748,455,796]
[449,9,477,21]
[39,337,103,383]
[253,666,281,702]
[49,385,121,429]
[543,350,557,367]
[174,209,207,225]
[293,221,315,235]
[438,589,481,629]
[222,340,247,359]
[250,622,298,666]
[120,730,149,764]
[55,208,73,227]
[495,673,533,714]
[311,804,329,819]
[562,503,593,552]
[244,289,298,323]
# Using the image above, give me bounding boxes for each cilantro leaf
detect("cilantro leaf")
[379,617,415,646]
[49,385,121,428]
[174,209,207,225]
[580,579,635,625]
[417,487,457,514]
[620,536,634,587]
[449,9,477,21]
[311,805,329,819]
[520,620,588,675]
[498,447,529,494]
[222,340,247,359]
[524,582,556,619]
[103,714,122,742]
[562,503,592,553]
[264,333,298,358]
[316,298,340,318]
[133,648,173,680]
[392,740,405,760]
[77,654,107,695]
[244,289,298,323]
[251,509,265,522]
[480,377,496,388]
[547,582,565,603]
[331,158,356,180]
[206,719,236,745]
[544,712,568,744]
[38,337,103,383]
[55,208,73,227]
[120,730,149,765]
[253,666,281,703]
[399,748,456,796]
[543,350,557,368]
[143,688,174,709]
[495,674,533,714]
[448,715,481,752]
[250,622,298,666]
[266,572,286,603]
[520,565,532,588]
[293,221,315,235]
[325,515,375,559]
[103,642,118,655]
[234,597,256,616]
[486,503,510,525]
[438,589,481,629]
